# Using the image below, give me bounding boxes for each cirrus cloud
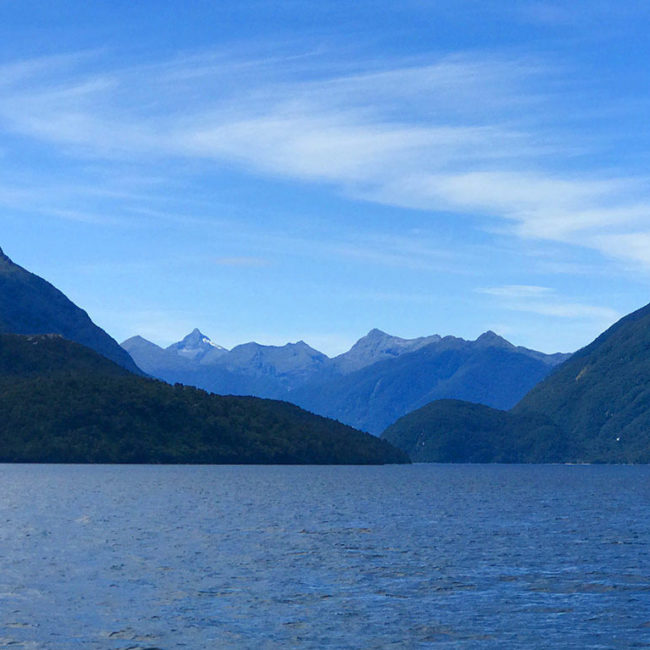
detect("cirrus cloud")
[1,47,650,271]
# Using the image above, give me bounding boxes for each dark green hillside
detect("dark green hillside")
[513,302,650,462]
[383,302,650,464]
[382,399,567,463]
[0,334,408,464]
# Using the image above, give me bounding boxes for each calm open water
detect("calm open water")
[0,464,649,649]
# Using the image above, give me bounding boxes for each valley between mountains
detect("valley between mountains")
[122,328,569,435]
[0,246,405,464]
[3,243,650,464]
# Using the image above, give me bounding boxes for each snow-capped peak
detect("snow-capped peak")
[167,328,227,360]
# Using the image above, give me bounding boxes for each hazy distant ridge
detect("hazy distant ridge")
[123,327,570,433]
[383,301,650,463]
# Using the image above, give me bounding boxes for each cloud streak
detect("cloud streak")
[2,48,650,268]
[477,285,620,323]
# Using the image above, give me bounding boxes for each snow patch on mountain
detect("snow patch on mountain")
[166,328,227,362]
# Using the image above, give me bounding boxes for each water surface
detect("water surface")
[0,464,649,648]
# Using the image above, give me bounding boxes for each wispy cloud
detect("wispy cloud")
[2,47,650,269]
[477,284,620,322]
[329,231,469,273]
[590,232,650,268]
[479,285,554,299]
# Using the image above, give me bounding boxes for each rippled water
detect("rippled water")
[0,464,649,648]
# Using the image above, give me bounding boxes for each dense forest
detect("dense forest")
[383,302,650,464]
[512,301,650,463]
[0,334,408,464]
[382,399,567,463]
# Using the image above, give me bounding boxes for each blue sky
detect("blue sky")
[2,1,650,355]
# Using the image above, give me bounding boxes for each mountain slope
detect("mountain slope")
[122,335,200,384]
[0,247,141,373]
[125,329,567,433]
[331,328,442,374]
[382,399,568,463]
[512,301,650,461]
[124,334,332,399]
[291,334,563,434]
[220,340,329,393]
[166,328,227,363]
[383,302,650,463]
[0,333,408,465]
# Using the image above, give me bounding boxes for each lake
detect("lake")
[0,464,649,648]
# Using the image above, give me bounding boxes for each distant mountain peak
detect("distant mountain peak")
[477,330,499,340]
[475,331,512,348]
[334,328,443,374]
[166,328,227,363]
[121,335,163,352]
[122,335,152,346]
[0,247,13,264]
[354,329,395,348]
[175,329,225,350]
[184,328,208,342]
[366,328,389,338]
[288,340,322,353]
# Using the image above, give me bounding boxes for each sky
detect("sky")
[2,1,650,355]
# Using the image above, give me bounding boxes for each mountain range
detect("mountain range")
[123,327,570,434]
[0,247,406,464]
[4,242,650,464]
[382,301,650,463]
[0,333,406,464]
